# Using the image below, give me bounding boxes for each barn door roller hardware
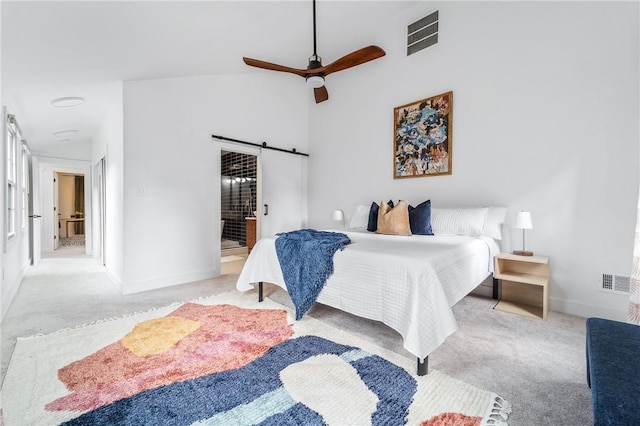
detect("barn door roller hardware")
[212,134,309,157]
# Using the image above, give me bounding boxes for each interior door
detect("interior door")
[30,156,42,264]
[93,158,106,265]
[53,172,59,250]
[257,149,307,238]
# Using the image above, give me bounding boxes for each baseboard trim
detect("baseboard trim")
[1,263,31,323]
[549,297,628,322]
[121,269,218,295]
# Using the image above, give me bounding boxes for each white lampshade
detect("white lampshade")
[332,209,344,221]
[515,211,533,229]
[306,75,325,88]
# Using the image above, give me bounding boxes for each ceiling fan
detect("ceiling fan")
[242,0,386,104]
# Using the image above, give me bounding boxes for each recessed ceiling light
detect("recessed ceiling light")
[53,129,78,138]
[51,97,84,107]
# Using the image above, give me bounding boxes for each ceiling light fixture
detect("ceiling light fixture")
[51,97,84,107]
[53,129,78,139]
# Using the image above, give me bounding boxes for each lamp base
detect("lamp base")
[513,250,534,256]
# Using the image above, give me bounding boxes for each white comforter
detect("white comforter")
[236,230,499,361]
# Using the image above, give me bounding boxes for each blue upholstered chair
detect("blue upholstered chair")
[586,317,640,425]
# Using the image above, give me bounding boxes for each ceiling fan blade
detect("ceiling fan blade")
[243,57,309,77]
[322,45,386,76]
[314,86,329,103]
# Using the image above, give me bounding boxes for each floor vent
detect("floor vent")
[407,10,438,56]
[601,273,631,294]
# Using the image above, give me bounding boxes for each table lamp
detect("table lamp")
[513,211,533,256]
[332,209,345,228]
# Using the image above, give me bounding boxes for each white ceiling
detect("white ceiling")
[2,1,420,157]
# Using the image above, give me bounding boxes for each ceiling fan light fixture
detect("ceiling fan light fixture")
[306,75,325,88]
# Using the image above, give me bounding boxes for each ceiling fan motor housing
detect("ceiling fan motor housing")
[306,56,325,88]
[307,56,322,70]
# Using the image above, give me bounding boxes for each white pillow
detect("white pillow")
[349,205,370,229]
[483,207,507,240]
[431,207,489,237]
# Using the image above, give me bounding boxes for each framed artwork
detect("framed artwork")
[393,91,452,179]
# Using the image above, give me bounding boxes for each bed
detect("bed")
[236,205,504,375]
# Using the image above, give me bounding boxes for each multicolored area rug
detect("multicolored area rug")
[2,291,511,425]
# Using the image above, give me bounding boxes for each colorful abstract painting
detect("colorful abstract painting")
[394,91,453,179]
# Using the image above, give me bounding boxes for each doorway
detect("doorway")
[217,141,307,274]
[220,151,257,271]
[220,150,258,274]
[38,159,91,256]
[56,173,86,248]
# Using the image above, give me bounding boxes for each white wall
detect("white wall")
[1,113,32,321]
[308,1,639,320]
[0,193,30,323]
[120,73,308,293]
[0,107,5,321]
[92,83,124,285]
[0,0,4,322]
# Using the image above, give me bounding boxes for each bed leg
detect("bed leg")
[492,275,501,300]
[258,282,264,302]
[417,357,428,376]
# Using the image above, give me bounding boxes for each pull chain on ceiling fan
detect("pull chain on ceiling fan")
[242,0,386,103]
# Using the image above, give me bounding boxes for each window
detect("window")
[6,116,17,239]
[22,144,29,230]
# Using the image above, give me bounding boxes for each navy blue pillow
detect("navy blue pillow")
[408,200,433,235]
[367,200,394,232]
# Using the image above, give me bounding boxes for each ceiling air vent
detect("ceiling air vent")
[407,10,439,56]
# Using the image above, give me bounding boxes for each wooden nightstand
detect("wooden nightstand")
[494,253,550,320]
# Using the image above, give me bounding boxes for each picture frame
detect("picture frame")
[393,91,452,179]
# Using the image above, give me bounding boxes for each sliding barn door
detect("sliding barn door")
[258,149,307,238]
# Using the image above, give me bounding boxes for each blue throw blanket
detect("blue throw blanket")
[275,229,351,320]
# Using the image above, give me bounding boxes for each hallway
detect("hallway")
[1,246,238,383]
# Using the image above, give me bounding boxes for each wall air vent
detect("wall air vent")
[407,10,439,56]
[613,275,631,293]
[601,273,631,294]
[602,273,613,290]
